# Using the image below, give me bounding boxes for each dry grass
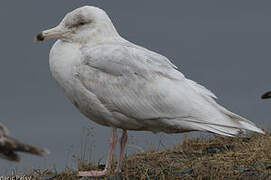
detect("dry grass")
[28,132,271,180]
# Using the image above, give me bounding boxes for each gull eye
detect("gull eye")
[68,21,89,28]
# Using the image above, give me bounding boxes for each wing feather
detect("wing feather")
[78,43,188,121]
[77,43,263,135]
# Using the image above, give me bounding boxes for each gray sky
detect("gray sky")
[1,0,271,175]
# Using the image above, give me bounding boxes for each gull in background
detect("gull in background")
[262,91,271,99]
[36,6,264,177]
[0,123,49,161]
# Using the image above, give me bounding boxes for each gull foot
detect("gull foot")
[78,170,110,177]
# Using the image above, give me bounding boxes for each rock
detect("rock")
[252,161,265,169]
[238,165,245,173]
[265,163,271,170]
[206,146,218,154]
[172,168,193,176]
[171,162,184,167]
[206,144,234,154]
[241,169,259,176]
[40,174,58,180]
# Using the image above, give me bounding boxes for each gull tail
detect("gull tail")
[1,136,50,162]
[185,79,264,136]
[208,97,264,136]
[13,138,50,156]
[221,109,264,135]
[212,109,264,136]
[10,137,50,156]
[181,110,264,137]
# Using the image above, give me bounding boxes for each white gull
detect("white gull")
[36,6,264,177]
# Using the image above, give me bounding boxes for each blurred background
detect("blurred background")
[0,0,270,175]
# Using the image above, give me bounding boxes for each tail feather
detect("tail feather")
[0,136,49,162]
[0,123,49,162]
[238,121,264,134]
[8,137,50,156]
[205,124,241,136]
[214,104,264,134]
[16,142,50,156]
[181,119,244,137]
[186,79,264,135]
[190,123,237,137]
[180,111,265,136]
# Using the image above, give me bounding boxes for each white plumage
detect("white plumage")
[36,6,263,177]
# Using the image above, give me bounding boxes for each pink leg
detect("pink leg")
[116,130,128,173]
[78,127,117,177]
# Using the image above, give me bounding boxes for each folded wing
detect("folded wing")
[77,43,264,136]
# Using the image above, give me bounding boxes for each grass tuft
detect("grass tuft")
[27,132,271,179]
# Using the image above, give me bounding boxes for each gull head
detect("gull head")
[35,6,118,44]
